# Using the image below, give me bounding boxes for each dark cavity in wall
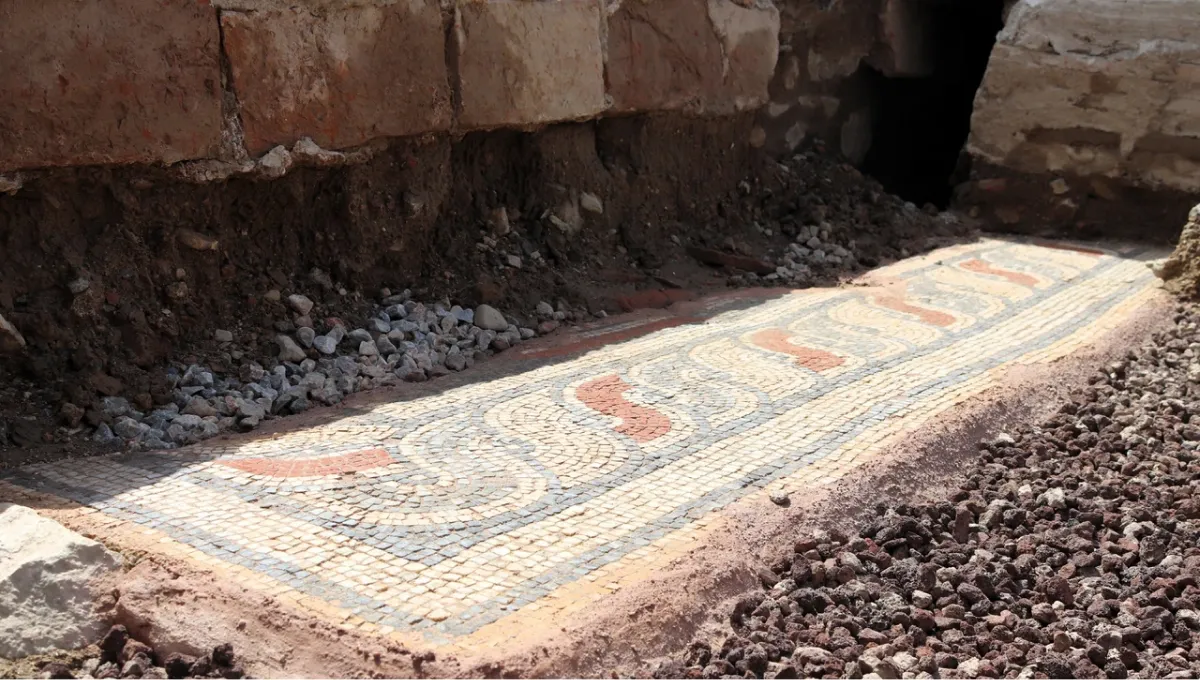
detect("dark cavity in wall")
[859,0,1006,208]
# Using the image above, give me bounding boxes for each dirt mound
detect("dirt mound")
[0,115,971,468]
[662,303,1200,679]
[1156,204,1200,297]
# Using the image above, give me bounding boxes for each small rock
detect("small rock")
[912,590,933,608]
[164,281,188,300]
[296,327,316,348]
[43,662,75,679]
[474,305,508,332]
[358,340,379,357]
[113,416,149,440]
[213,329,233,343]
[0,311,27,353]
[580,191,604,214]
[286,294,314,316]
[276,335,307,363]
[60,403,85,428]
[769,490,790,506]
[313,335,337,355]
[992,432,1016,446]
[489,206,511,236]
[1037,487,1067,509]
[176,228,219,251]
[92,423,117,443]
[445,352,467,372]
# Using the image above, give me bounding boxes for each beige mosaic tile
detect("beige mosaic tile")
[2,238,1165,646]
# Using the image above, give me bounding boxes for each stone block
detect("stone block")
[705,0,781,111]
[606,0,779,114]
[0,503,124,658]
[969,0,1200,192]
[0,0,224,171]
[454,0,607,129]
[221,0,451,155]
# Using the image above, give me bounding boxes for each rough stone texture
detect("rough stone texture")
[606,0,780,115]
[0,0,224,172]
[221,0,451,155]
[1156,204,1200,296]
[753,0,884,153]
[0,503,123,658]
[454,0,607,129]
[969,0,1200,192]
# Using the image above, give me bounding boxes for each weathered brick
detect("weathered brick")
[0,0,223,171]
[606,0,779,115]
[221,0,451,155]
[454,0,606,129]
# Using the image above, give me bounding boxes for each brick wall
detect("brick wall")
[0,0,785,173]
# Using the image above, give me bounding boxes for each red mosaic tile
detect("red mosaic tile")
[219,448,392,478]
[873,293,956,328]
[960,259,1039,288]
[576,374,671,443]
[750,329,845,371]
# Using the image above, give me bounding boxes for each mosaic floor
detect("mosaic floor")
[2,239,1164,649]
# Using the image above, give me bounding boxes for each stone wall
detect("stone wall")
[960,0,1200,240]
[969,0,1200,194]
[751,0,885,158]
[0,0,781,175]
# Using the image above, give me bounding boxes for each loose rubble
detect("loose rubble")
[0,144,972,462]
[661,304,1200,679]
[80,290,583,452]
[723,151,968,288]
[2,625,248,679]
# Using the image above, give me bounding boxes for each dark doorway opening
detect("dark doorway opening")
[860,0,1006,207]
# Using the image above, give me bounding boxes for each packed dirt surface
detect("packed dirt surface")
[660,303,1200,679]
[0,115,971,468]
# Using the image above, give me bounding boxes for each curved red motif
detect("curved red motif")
[960,259,1039,288]
[219,448,392,478]
[750,329,845,372]
[873,294,956,327]
[577,375,671,443]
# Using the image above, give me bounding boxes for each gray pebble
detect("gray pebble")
[297,326,316,348]
[276,335,307,363]
[474,304,508,331]
[313,335,337,355]
[287,294,314,315]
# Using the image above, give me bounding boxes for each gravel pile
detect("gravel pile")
[729,153,969,288]
[28,625,244,679]
[83,290,588,451]
[660,304,1200,679]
